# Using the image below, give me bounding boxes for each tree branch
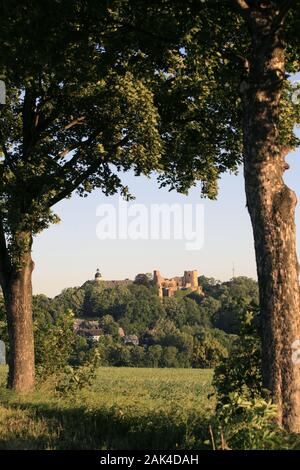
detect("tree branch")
[48,159,101,207]
[274,0,296,27]
[64,116,86,131]
[233,0,250,11]
[222,49,250,73]
[58,127,102,162]
[48,134,130,207]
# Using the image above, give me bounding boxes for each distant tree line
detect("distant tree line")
[0,276,259,371]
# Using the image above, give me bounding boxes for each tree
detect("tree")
[107,343,131,367]
[52,287,85,318]
[1,0,300,432]
[212,278,259,334]
[198,297,221,328]
[161,346,179,368]
[234,1,300,433]
[152,0,300,432]
[192,330,228,369]
[99,314,119,338]
[146,345,163,367]
[212,307,263,421]
[0,0,174,391]
[120,286,165,334]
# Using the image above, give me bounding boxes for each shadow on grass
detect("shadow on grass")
[0,398,211,450]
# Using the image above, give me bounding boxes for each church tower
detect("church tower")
[94,268,102,282]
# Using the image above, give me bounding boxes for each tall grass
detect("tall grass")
[0,366,214,450]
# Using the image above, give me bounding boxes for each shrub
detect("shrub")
[206,393,300,450]
[212,307,263,405]
[212,334,262,404]
[34,309,76,380]
[55,349,100,396]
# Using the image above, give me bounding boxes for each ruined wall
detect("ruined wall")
[153,269,201,297]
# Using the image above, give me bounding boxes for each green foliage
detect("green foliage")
[0,276,260,375]
[55,350,100,396]
[0,0,252,259]
[29,278,260,371]
[105,343,132,367]
[211,277,259,334]
[1,365,299,450]
[0,1,170,251]
[99,315,119,338]
[120,294,165,335]
[192,330,228,368]
[163,296,207,328]
[34,309,76,379]
[0,366,214,450]
[52,288,85,318]
[212,308,262,405]
[145,345,163,367]
[208,393,298,450]
[81,283,132,319]
[161,346,179,368]
[213,335,262,403]
[5,1,299,257]
[193,296,220,327]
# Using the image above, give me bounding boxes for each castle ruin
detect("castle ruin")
[153,269,203,298]
[92,268,203,298]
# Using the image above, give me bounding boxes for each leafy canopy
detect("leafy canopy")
[2,0,300,255]
[0,1,164,244]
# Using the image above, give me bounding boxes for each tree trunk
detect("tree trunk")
[0,233,35,392]
[242,8,300,432]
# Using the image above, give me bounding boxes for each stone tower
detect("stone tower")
[153,270,162,286]
[94,268,102,282]
[183,270,198,288]
[153,270,163,298]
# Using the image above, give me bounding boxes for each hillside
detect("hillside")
[0,276,259,369]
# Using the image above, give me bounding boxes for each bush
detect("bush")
[55,349,100,396]
[212,307,262,405]
[207,393,300,450]
[213,335,262,404]
[34,309,76,380]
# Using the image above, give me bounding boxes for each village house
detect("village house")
[123,334,139,346]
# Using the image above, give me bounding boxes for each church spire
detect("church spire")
[94,268,102,282]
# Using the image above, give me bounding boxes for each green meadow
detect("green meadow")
[0,366,214,450]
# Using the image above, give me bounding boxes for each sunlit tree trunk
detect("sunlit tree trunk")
[242,8,300,432]
[0,229,35,392]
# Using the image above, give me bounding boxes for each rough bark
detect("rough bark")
[0,230,35,392]
[241,7,300,431]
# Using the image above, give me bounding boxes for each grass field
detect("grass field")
[0,366,214,450]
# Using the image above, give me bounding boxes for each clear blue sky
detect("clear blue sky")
[32,144,300,297]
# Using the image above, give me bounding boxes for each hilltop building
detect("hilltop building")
[91,268,202,298]
[93,269,133,288]
[94,268,102,282]
[153,269,203,298]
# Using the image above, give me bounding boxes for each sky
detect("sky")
[32,145,300,298]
